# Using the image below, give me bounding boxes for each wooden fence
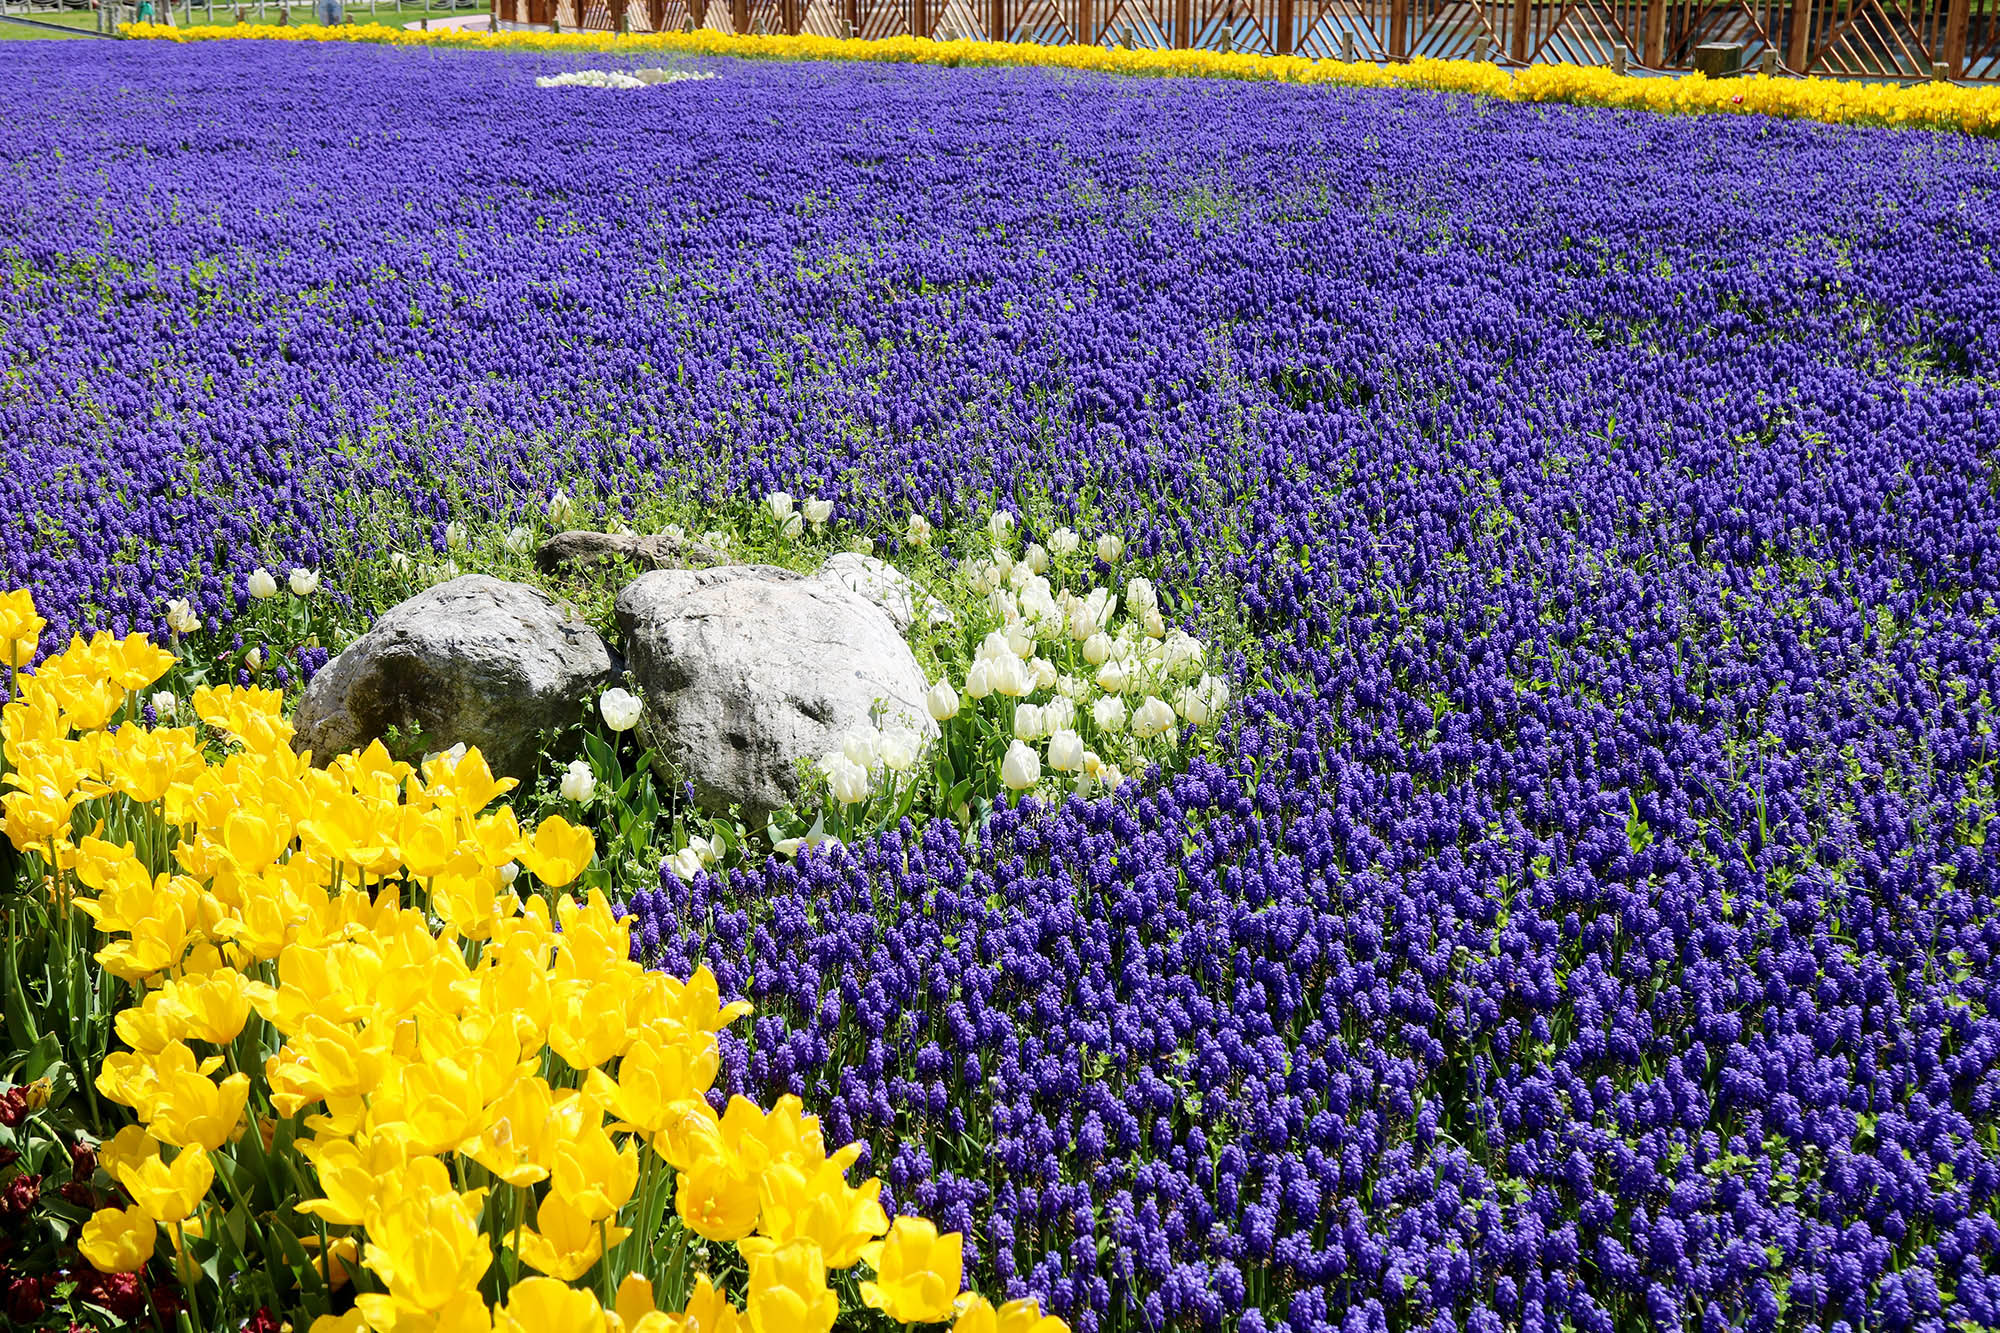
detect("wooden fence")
[494,0,2000,79]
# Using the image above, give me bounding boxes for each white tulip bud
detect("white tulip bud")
[906,514,933,548]
[1047,728,1085,773]
[802,497,833,527]
[388,552,414,575]
[599,687,643,732]
[820,752,871,805]
[664,524,688,543]
[504,526,534,554]
[165,599,200,636]
[926,680,961,721]
[444,521,467,551]
[988,509,1016,543]
[1041,696,1076,732]
[1083,632,1114,666]
[1096,533,1125,564]
[1000,739,1040,792]
[703,530,731,549]
[1131,695,1177,739]
[964,660,994,700]
[1092,694,1127,733]
[848,536,874,555]
[1005,622,1036,660]
[288,568,319,598]
[548,490,574,522]
[247,568,279,600]
[665,846,705,881]
[1023,543,1050,574]
[1174,684,1212,726]
[991,654,1032,699]
[1095,658,1131,694]
[244,646,263,671]
[781,513,805,540]
[841,727,882,771]
[1013,703,1046,742]
[150,691,177,720]
[1049,527,1081,556]
[1162,630,1205,679]
[878,727,919,773]
[767,491,796,521]
[560,759,595,803]
[1124,576,1158,619]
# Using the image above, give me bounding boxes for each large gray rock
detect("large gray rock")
[296,575,619,779]
[535,528,735,577]
[814,552,954,634]
[616,565,935,818]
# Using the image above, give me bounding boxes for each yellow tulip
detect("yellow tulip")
[96,1123,160,1182]
[513,1189,629,1281]
[675,1144,761,1242]
[952,1293,1071,1333]
[743,1237,837,1333]
[78,1204,157,1274]
[116,1145,213,1225]
[0,588,44,665]
[361,1182,491,1312]
[518,814,594,887]
[860,1216,965,1324]
[495,1277,609,1332]
[549,1123,638,1222]
[148,1064,251,1152]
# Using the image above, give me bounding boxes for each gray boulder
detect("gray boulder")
[535,528,733,576]
[295,574,619,779]
[814,552,955,634]
[616,565,935,818]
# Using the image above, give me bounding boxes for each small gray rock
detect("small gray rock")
[535,528,733,576]
[295,574,619,780]
[616,565,935,818]
[813,552,955,634]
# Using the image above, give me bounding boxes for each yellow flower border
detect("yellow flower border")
[122,20,2000,136]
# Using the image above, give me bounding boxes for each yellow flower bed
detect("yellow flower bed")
[122,21,2000,136]
[0,589,1061,1333]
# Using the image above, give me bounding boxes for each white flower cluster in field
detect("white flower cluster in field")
[534,68,716,89]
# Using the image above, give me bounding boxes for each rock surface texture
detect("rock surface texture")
[616,564,935,817]
[815,551,955,633]
[294,575,619,780]
[535,528,732,576]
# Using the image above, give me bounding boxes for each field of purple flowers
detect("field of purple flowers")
[7,40,2000,1333]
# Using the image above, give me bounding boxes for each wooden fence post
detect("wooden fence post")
[730,0,743,30]
[1943,0,1968,75]
[1642,0,1664,65]
[1785,0,1811,70]
[1173,0,1188,45]
[1275,0,1292,51]
[1389,0,1407,57]
[1078,0,1092,43]
[1510,0,1529,60]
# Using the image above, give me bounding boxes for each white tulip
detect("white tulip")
[687,834,718,865]
[927,680,961,721]
[767,491,796,521]
[599,687,643,732]
[1096,533,1124,564]
[964,659,994,700]
[165,599,200,636]
[1174,684,1212,726]
[1162,630,1206,679]
[244,647,263,671]
[802,497,833,527]
[703,530,731,549]
[848,536,874,555]
[1022,543,1050,575]
[1047,728,1085,773]
[1057,673,1093,700]
[504,526,534,555]
[1092,694,1127,733]
[1000,739,1040,792]
[841,727,881,771]
[987,654,1030,699]
[878,727,919,773]
[664,846,706,881]
[150,691,177,720]
[548,490,574,522]
[1013,703,1046,742]
[1049,526,1081,556]
[560,759,595,803]
[664,524,688,543]
[1083,632,1114,666]
[987,509,1015,543]
[820,752,871,805]
[1099,763,1126,791]
[906,514,934,548]
[1095,658,1131,694]
[1142,608,1167,639]
[1124,577,1158,620]
[987,588,1018,621]
[389,552,414,575]
[247,568,279,600]
[1042,696,1076,732]
[1005,622,1036,660]
[289,568,320,598]
[498,861,520,886]
[781,513,805,540]
[1030,657,1059,691]
[1131,695,1177,739]
[444,521,467,551]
